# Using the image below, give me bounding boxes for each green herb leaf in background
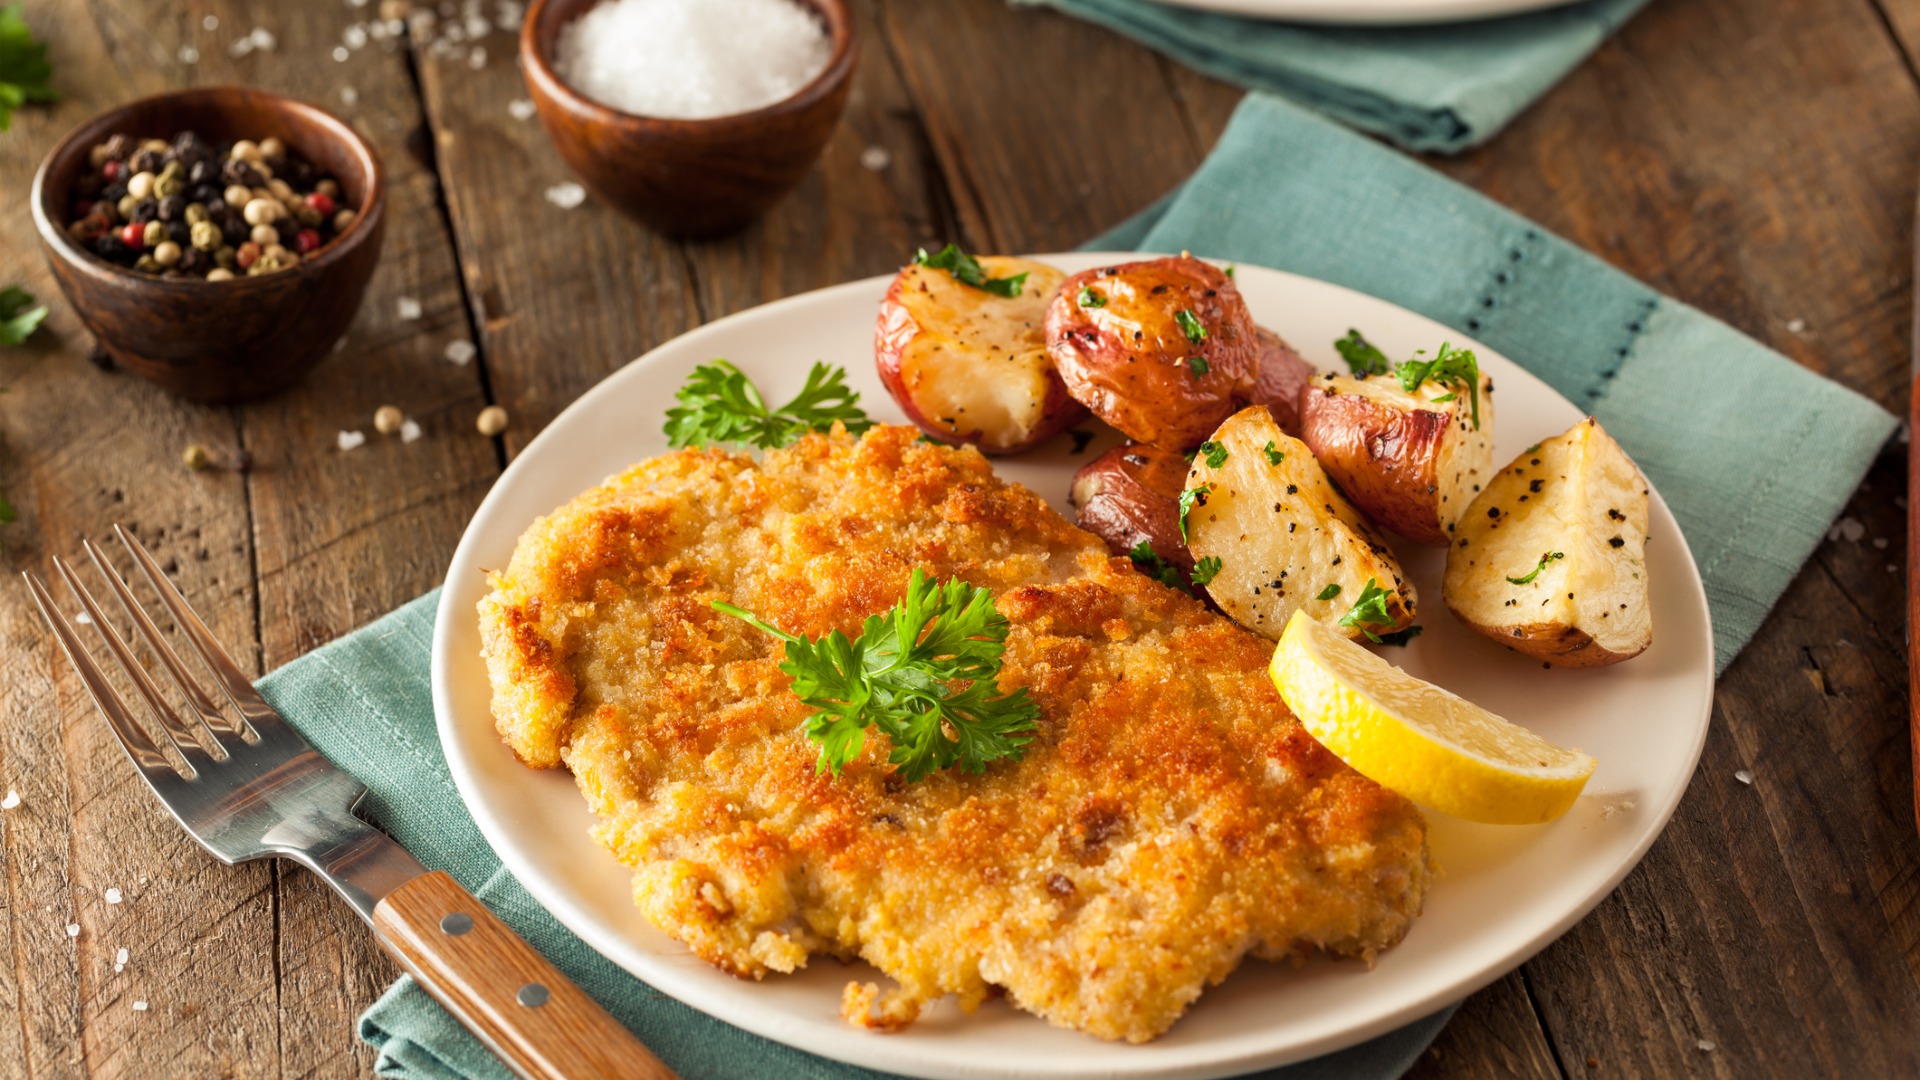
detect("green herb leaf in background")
[0,286,46,346]
[0,5,56,133]
[1334,329,1392,376]
[1190,555,1222,587]
[1197,440,1228,468]
[1178,483,1211,543]
[1396,342,1482,429]
[663,360,872,451]
[1175,308,1207,343]
[713,569,1039,782]
[1337,578,1399,644]
[1129,541,1193,596]
[915,244,1028,299]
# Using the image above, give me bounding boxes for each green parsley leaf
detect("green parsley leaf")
[1175,309,1208,344]
[0,490,14,523]
[1076,286,1107,309]
[712,569,1039,783]
[1177,483,1211,543]
[1223,264,1236,279]
[0,5,56,133]
[1373,625,1423,647]
[0,286,47,346]
[1334,329,1392,377]
[1262,441,1284,466]
[1187,354,1210,378]
[1315,583,1341,602]
[1128,541,1194,595]
[1336,578,1399,644]
[1190,555,1223,586]
[663,360,873,451]
[1505,551,1565,585]
[1197,440,1228,468]
[914,244,1029,299]
[1526,442,1542,454]
[1395,342,1482,429]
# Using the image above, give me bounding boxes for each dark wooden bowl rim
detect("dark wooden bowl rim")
[30,86,387,296]
[520,0,856,135]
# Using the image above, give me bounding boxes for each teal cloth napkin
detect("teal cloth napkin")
[256,90,1894,1080]
[256,592,1452,1079]
[1096,92,1896,672]
[1016,0,1649,152]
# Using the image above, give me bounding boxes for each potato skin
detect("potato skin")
[874,258,1085,455]
[1045,256,1259,450]
[1249,327,1315,437]
[1069,443,1192,569]
[1299,380,1455,545]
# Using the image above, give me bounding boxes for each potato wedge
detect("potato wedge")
[1444,418,1651,667]
[874,256,1084,454]
[1069,442,1192,570]
[1045,255,1259,449]
[1298,369,1495,546]
[1185,406,1416,642]
[1249,326,1315,437]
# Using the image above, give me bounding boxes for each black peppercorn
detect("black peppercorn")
[220,159,263,187]
[91,235,125,260]
[101,181,128,202]
[190,182,220,204]
[220,217,249,246]
[129,198,159,224]
[283,157,315,187]
[177,246,207,273]
[205,196,226,216]
[172,131,210,163]
[101,134,132,161]
[87,343,115,370]
[129,147,162,174]
[273,217,300,244]
[157,194,184,221]
[167,220,191,244]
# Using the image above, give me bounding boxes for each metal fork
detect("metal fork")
[26,525,675,1080]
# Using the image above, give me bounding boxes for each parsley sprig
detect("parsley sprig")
[1262,441,1284,466]
[1178,483,1211,543]
[1196,440,1228,468]
[1076,286,1106,309]
[1335,329,1392,376]
[1396,342,1482,429]
[1506,551,1565,585]
[1191,555,1223,586]
[0,286,46,346]
[915,244,1029,299]
[0,5,55,132]
[663,360,873,451]
[1175,309,1207,343]
[1130,541,1193,595]
[1337,578,1399,643]
[713,570,1039,782]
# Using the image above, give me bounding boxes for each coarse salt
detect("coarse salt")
[508,98,536,121]
[0,789,18,810]
[333,46,350,62]
[1696,1039,1715,1052]
[116,947,129,965]
[179,45,199,64]
[338,430,368,452]
[132,1000,148,1012]
[445,340,477,365]
[65,923,80,938]
[397,296,423,320]
[1734,769,1752,785]
[554,0,830,120]
[400,419,423,444]
[341,86,360,106]
[105,887,123,904]
[469,46,487,69]
[202,14,218,29]
[250,27,277,50]
[74,610,92,625]
[859,146,891,172]
[545,182,586,209]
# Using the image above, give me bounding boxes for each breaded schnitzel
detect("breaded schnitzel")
[478,425,1429,1043]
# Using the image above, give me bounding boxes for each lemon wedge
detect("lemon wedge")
[1269,610,1596,824]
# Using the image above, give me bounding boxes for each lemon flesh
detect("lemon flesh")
[1269,610,1596,824]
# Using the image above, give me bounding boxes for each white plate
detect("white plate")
[433,254,1713,1080]
[1149,0,1583,25]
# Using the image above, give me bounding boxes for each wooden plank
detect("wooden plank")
[1405,973,1561,1080]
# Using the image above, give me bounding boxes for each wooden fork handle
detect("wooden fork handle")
[372,871,679,1080]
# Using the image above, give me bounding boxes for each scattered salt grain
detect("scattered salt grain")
[345,24,369,48]
[508,98,536,121]
[1828,516,1865,543]
[1890,564,1900,574]
[445,340,477,365]
[859,146,891,172]
[1734,769,1752,785]
[105,887,123,904]
[469,46,487,69]
[545,182,586,209]
[202,14,218,29]
[74,610,92,625]
[250,27,277,51]
[65,923,80,938]
[400,419,423,444]
[0,790,18,810]
[351,0,370,7]
[341,86,360,106]
[1599,798,1637,821]
[338,430,368,452]
[1785,319,1806,334]
[554,0,832,120]
[333,46,350,62]
[229,37,255,57]
[397,296,423,320]
[178,45,199,64]
[132,1000,148,1012]
[1696,1039,1715,1053]
[1874,537,1889,550]
[116,947,129,966]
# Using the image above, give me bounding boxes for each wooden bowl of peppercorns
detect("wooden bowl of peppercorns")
[31,86,386,404]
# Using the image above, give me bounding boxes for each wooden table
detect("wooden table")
[0,0,1914,1075]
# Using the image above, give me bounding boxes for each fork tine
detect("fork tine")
[114,524,279,740]
[52,556,209,775]
[83,538,242,751]
[22,571,180,779]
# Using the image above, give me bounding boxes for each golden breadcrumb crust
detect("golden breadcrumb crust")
[478,425,1429,1043]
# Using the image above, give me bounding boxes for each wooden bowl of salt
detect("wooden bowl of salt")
[520,0,856,238]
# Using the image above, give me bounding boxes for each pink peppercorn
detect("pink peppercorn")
[102,160,122,182]
[120,222,146,248]
[304,192,336,217]
[294,228,322,255]
[236,241,261,269]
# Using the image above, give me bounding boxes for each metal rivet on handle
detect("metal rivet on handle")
[517,983,550,1008]
[439,912,474,936]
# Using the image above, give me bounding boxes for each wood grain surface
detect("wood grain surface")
[0,0,1913,1077]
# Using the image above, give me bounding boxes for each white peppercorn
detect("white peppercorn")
[250,223,279,246]
[332,208,357,232]
[259,136,285,162]
[152,241,182,267]
[316,179,340,198]
[127,171,156,200]
[205,267,234,282]
[374,405,404,435]
[267,178,295,203]
[140,138,169,154]
[476,406,508,436]
[243,197,283,226]
[223,184,252,208]
[230,139,261,162]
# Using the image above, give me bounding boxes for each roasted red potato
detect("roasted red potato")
[1045,255,1259,450]
[1249,326,1315,436]
[1297,368,1495,546]
[874,256,1084,454]
[1445,418,1651,667]
[1069,442,1193,570]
